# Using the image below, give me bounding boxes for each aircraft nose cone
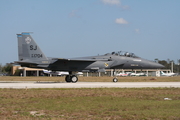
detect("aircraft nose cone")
[142,60,165,69]
[152,62,164,69]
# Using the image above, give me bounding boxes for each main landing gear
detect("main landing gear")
[65,71,118,83]
[65,75,78,83]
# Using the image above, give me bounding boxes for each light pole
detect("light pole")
[178,59,180,74]
[171,61,173,73]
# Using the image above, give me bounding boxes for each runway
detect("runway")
[0,82,180,88]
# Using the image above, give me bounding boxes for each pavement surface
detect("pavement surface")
[0,82,180,88]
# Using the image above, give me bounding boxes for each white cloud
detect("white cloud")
[135,29,140,33]
[115,18,128,24]
[101,0,130,10]
[69,10,80,18]
[101,0,121,5]
[121,5,130,10]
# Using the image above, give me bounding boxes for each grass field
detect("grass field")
[0,88,180,120]
[0,76,180,119]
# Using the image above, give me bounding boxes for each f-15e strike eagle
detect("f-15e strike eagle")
[15,32,164,82]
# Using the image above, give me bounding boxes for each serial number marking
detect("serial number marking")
[131,64,139,66]
[31,54,43,58]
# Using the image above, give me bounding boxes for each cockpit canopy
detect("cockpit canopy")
[105,51,139,58]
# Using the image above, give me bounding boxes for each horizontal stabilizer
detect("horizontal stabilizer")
[14,60,38,65]
[53,58,109,62]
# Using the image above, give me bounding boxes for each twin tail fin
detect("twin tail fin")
[17,32,48,61]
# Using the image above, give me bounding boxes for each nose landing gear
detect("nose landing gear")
[113,77,118,82]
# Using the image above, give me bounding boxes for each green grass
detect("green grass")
[0,88,180,119]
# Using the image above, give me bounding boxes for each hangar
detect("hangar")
[12,66,44,77]
[12,66,170,77]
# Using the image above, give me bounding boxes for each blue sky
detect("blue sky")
[0,0,180,65]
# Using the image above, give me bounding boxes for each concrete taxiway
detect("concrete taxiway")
[0,82,180,88]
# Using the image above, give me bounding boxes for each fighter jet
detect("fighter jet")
[15,32,164,82]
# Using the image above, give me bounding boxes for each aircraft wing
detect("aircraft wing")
[50,58,111,71]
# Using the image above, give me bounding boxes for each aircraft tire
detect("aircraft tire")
[71,75,78,83]
[65,75,72,82]
[113,78,118,82]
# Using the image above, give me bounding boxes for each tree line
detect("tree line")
[0,63,13,75]
[156,59,180,73]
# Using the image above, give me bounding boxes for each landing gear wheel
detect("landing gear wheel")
[65,75,71,83]
[71,75,78,83]
[113,78,118,82]
[65,75,78,83]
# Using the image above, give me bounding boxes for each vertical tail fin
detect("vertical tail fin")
[17,32,48,61]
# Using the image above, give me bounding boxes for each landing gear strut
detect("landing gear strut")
[65,75,78,83]
[113,69,118,82]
